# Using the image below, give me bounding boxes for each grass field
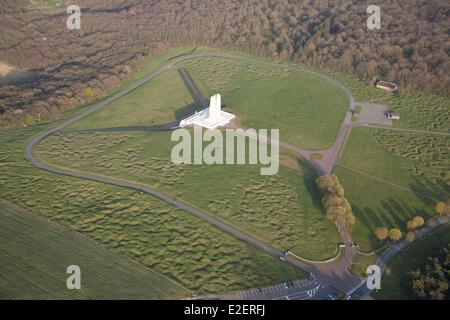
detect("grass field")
[35,129,340,260]
[77,46,450,138]
[181,57,349,150]
[373,224,450,300]
[70,52,349,150]
[0,126,307,294]
[336,127,448,251]
[0,199,188,300]
[4,45,447,298]
[340,128,449,199]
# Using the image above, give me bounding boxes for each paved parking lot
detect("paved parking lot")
[354,102,393,126]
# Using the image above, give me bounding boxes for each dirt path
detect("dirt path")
[335,163,439,201]
[353,123,450,136]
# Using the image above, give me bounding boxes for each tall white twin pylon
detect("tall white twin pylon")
[180,93,235,130]
[208,93,222,120]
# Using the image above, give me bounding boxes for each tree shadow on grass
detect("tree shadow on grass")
[353,204,378,230]
[387,198,411,221]
[173,102,199,122]
[296,158,323,211]
[379,198,410,226]
[407,175,449,205]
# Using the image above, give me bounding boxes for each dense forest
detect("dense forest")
[0,0,449,126]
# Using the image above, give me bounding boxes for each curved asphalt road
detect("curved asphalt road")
[23,52,380,298]
[349,215,450,300]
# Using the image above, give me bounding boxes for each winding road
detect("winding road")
[24,54,325,269]
[24,52,447,300]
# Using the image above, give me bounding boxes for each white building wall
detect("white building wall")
[209,94,221,120]
[180,93,234,130]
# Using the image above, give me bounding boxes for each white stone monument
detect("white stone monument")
[180,93,235,130]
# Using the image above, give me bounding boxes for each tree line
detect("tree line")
[375,200,450,243]
[0,0,449,126]
[316,174,355,232]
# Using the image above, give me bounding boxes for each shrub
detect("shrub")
[375,227,389,241]
[389,228,402,241]
[405,231,415,242]
[83,87,96,98]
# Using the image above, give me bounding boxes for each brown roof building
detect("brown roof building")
[376,80,398,92]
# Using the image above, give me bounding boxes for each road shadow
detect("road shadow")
[178,68,208,109]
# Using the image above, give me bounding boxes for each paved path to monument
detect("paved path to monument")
[25,52,448,300]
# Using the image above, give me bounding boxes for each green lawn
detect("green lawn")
[373,224,450,300]
[181,57,349,150]
[77,46,450,139]
[65,45,201,130]
[326,71,449,132]
[70,52,350,150]
[70,68,197,129]
[340,127,449,199]
[0,126,306,294]
[36,129,340,260]
[348,253,379,279]
[0,199,188,300]
[337,167,440,252]
[3,45,448,297]
[336,127,448,251]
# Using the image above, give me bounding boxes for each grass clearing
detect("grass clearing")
[336,167,438,252]
[0,126,306,294]
[348,253,379,279]
[310,153,324,161]
[70,68,197,129]
[181,57,349,149]
[69,50,350,150]
[36,129,340,260]
[373,224,450,300]
[340,127,449,199]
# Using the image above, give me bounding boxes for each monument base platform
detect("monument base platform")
[180,109,235,130]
